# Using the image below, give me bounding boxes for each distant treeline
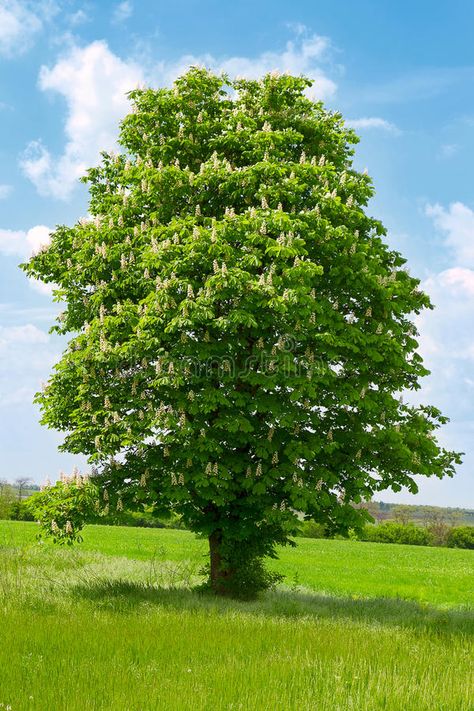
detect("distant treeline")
[298,519,474,549]
[356,500,474,526]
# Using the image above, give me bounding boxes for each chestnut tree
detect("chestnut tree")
[23,68,461,596]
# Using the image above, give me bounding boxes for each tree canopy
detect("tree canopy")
[23,68,461,596]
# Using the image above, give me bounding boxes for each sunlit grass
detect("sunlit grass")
[1,520,472,606]
[0,521,472,710]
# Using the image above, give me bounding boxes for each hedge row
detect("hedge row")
[298,520,474,549]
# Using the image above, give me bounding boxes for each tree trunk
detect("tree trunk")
[208,530,234,595]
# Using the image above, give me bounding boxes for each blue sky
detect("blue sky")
[0,0,473,507]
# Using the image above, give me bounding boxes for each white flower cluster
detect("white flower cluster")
[56,469,89,487]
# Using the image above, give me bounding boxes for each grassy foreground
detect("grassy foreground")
[0,522,472,710]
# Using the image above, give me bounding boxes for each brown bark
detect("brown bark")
[208,530,234,595]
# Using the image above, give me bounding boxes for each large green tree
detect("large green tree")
[23,68,461,596]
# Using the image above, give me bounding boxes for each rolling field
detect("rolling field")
[0,521,472,710]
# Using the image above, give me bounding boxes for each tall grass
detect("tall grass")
[0,522,472,710]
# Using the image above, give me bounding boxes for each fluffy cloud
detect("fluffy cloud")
[0,224,51,258]
[22,31,337,199]
[426,201,474,267]
[151,33,336,102]
[21,41,145,200]
[112,1,133,23]
[68,8,89,26]
[0,324,49,349]
[346,117,400,134]
[0,0,42,57]
[417,268,474,361]
[413,205,474,423]
[0,323,58,410]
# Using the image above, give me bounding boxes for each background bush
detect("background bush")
[447,526,474,549]
[360,522,433,546]
[9,500,35,521]
[298,521,328,539]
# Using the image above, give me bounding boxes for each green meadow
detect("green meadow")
[0,521,472,710]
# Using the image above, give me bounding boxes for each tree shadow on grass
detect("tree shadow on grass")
[72,579,474,638]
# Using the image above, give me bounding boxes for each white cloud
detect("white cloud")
[0,323,59,411]
[414,266,474,414]
[439,143,458,159]
[0,0,42,57]
[434,266,474,296]
[0,224,51,258]
[0,324,49,349]
[346,117,400,134]
[68,8,89,26]
[154,33,337,102]
[28,277,54,295]
[426,201,474,267]
[0,184,12,199]
[21,41,144,200]
[22,31,337,199]
[417,204,474,423]
[410,209,474,429]
[0,385,37,407]
[112,1,132,23]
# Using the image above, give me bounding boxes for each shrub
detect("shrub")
[447,526,474,550]
[9,500,35,521]
[360,522,432,546]
[0,489,15,520]
[298,520,327,539]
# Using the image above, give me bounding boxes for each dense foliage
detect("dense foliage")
[447,526,474,549]
[359,521,432,546]
[22,68,461,595]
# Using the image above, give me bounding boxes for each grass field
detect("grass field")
[0,521,472,710]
